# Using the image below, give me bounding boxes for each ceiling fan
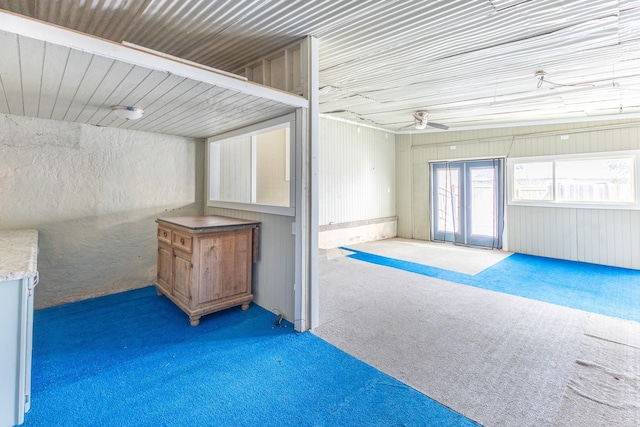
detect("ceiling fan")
[412,111,449,130]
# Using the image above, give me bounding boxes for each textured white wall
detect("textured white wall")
[0,113,204,308]
[396,119,640,269]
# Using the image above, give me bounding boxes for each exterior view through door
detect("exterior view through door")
[431,159,504,248]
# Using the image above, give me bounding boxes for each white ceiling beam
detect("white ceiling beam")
[0,10,309,109]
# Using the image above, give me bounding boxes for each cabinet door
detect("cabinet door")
[156,243,173,293]
[198,229,253,304]
[173,251,192,305]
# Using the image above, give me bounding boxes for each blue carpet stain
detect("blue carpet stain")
[342,248,640,323]
[26,286,478,427]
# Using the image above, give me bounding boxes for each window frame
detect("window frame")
[206,113,296,216]
[507,150,640,210]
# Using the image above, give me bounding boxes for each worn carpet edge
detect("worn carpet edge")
[341,247,640,323]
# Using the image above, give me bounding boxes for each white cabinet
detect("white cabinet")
[0,230,38,427]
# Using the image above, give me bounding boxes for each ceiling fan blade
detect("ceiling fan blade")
[428,122,449,130]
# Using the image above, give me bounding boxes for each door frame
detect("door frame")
[430,158,504,248]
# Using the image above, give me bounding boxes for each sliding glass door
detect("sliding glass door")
[431,159,504,248]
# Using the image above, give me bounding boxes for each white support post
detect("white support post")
[293,107,306,332]
[293,36,320,332]
[308,36,320,329]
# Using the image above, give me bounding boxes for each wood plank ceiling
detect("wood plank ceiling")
[1,0,640,133]
[0,21,302,139]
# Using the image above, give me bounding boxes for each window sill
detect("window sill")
[207,201,295,217]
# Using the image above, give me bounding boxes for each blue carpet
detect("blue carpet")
[343,248,640,323]
[26,286,478,427]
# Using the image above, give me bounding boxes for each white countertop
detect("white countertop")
[0,229,38,281]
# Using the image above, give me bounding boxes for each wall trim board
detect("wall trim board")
[318,217,397,250]
[319,216,398,231]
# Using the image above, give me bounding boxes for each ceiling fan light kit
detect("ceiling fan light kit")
[414,111,427,129]
[413,111,449,130]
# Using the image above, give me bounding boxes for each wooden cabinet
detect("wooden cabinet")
[155,215,260,326]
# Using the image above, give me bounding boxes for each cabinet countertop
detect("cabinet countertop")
[0,229,39,281]
[156,215,260,230]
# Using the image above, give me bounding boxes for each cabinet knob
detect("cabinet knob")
[163,231,167,238]
[180,237,185,244]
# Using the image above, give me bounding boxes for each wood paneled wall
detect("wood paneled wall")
[396,120,640,269]
[319,116,396,226]
[215,136,252,203]
[204,207,295,321]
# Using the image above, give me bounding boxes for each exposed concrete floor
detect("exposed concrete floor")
[314,239,640,427]
[332,238,511,275]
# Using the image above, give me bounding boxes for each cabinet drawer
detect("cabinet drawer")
[157,227,172,244]
[172,231,192,253]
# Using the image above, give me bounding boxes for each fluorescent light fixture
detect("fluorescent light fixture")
[111,105,144,120]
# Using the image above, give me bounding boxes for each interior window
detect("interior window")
[207,115,294,216]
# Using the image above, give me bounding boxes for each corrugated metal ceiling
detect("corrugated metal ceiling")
[1,0,640,132]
